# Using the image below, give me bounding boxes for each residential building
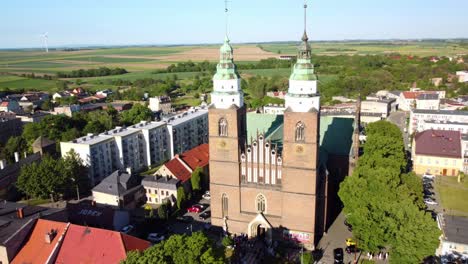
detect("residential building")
[149,96,172,114]
[52,105,81,117]
[421,120,468,135]
[60,134,115,185]
[456,71,468,83]
[0,202,67,264]
[361,97,396,118]
[0,101,20,113]
[164,107,208,158]
[92,170,145,209]
[266,91,287,99]
[31,136,56,156]
[398,90,445,111]
[128,121,169,167]
[440,99,466,111]
[409,109,468,133]
[438,215,468,258]
[96,89,113,98]
[0,114,22,145]
[142,176,179,205]
[54,223,149,264]
[416,93,440,110]
[16,111,49,123]
[52,91,72,102]
[431,77,443,87]
[412,130,462,176]
[66,201,130,231]
[11,219,68,264]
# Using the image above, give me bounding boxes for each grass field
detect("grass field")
[435,176,468,216]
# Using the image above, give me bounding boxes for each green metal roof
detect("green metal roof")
[213,35,240,80]
[246,113,284,149]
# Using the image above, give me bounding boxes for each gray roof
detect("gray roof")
[163,108,208,127]
[142,176,179,190]
[443,215,468,245]
[417,93,439,100]
[92,170,140,196]
[412,109,468,116]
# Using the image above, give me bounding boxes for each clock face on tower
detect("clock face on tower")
[218,140,227,149]
[295,144,304,154]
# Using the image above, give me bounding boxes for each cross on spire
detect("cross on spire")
[224,0,231,38]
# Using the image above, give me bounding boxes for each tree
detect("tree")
[191,167,202,193]
[122,232,224,264]
[221,236,233,247]
[176,187,186,209]
[301,252,314,264]
[120,103,153,126]
[62,149,89,198]
[2,136,28,163]
[158,203,168,220]
[338,121,440,263]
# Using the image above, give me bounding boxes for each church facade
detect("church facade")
[208,24,327,249]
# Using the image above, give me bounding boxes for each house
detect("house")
[266,91,287,99]
[456,71,468,83]
[412,130,462,176]
[54,223,150,264]
[416,93,440,110]
[32,136,56,156]
[149,96,172,114]
[91,170,145,209]
[398,90,445,111]
[52,105,81,117]
[52,91,72,102]
[142,176,179,205]
[440,99,466,111]
[11,219,68,264]
[153,143,210,195]
[70,87,86,97]
[96,90,113,98]
[66,201,130,231]
[18,93,48,109]
[438,215,468,258]
[361,97,396,119]
[432,78,443,87]
[16,111,50,123]
[0,101,20,113]
[0,201,67,264]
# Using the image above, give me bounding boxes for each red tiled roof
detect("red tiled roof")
[179,144,209,170]
[402,91,438,100]
[0,102,9,107]
[55,224,149,264]
[165,158,191,183]
[415,130,462,158]
[12,219,68,264]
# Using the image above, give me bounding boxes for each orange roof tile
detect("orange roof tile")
[12,219,68,264]
[165,158,191,183]
[54,224,149,264]
[180,144,209,170]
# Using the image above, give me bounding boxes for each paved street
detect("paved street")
[387,111,410,150]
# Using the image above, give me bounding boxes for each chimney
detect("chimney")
[14,152,19,163]
[16,208,24,219]
[0,159,6,170]
[45,229,57,244]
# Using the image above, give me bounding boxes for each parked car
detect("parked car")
[187,205,202,213]
[196,204,208,210]
[120,225,134,234]
[424,198,438,205]
[147,233,165,243]
[176,215,193,223]
[333,248,344,263]
[345,238,356,247]
[202,191,211,200]
[346,245,360,254]
[199,211,211,220]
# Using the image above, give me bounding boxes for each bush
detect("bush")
[301,251,314,264]
[222,236,234,247]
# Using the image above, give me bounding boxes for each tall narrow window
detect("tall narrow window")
[219,118,228,137]
[222,194,229,217]
[256,194,266,213]
[295,121,305,142]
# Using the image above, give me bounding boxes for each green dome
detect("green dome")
[213,35,240,80]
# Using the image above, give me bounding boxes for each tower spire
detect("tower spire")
[225,0,230,39]
[304,0,308,38]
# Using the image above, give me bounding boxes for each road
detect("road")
[387,111,410,150]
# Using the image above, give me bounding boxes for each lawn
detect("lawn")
[65,56,157,63]
[435,176,468,216]
[0,76,57,91]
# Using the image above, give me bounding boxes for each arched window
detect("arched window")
[222,194,228,217]
[256,194,266,213]
[219,118,228,137]
[295,121,305,142]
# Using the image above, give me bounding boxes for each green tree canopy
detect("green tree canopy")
[120,103,154,126]
[176,187,186,210]
[121,232,224,264]
[191,167,202,192]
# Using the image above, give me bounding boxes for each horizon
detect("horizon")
[2,0,468,49]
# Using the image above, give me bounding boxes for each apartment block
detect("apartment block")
[409,109,468,134]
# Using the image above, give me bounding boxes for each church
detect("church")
[208,5,355,249]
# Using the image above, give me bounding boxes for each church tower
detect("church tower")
[281,2,323,244]
[208,15,247,231]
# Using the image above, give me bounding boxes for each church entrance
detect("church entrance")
[248,214,272,242]
[257,224,266,238]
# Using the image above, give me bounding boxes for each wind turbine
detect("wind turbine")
[41,32,49,53]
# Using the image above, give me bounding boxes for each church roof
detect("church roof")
[246,113,284,148]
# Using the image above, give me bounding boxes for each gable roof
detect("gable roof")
[11,219,68,264]
[179,144,209,170]
[165,159,191,183]
[32,136,55,149]
[55,224,149,264]
[415,130,461,158]
[92,170,139,196]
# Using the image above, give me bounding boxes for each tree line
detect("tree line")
[56,67,128,78]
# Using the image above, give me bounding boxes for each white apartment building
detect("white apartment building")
[409,109,468,134]
[361,98,396,118]
[128,121,169,167]
[60,134,115,185]
[164,107,208,158]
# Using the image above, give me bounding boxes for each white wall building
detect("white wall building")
[456,71,468,83]
[416,93,440,110]
[361,98,396,118]
[149,96,172,114]
[128,121,169,167]
[409,109,468,134]
[164,107,208,158]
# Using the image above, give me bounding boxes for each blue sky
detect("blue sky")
[2,0,468,48]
